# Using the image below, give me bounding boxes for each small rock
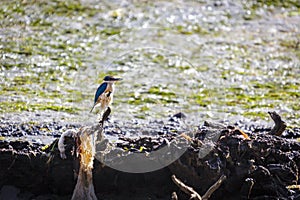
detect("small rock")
[170,112,186,122]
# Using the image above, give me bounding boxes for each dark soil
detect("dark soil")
[0,114,300,200]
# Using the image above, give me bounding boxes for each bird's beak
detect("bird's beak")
[113,77,122,81]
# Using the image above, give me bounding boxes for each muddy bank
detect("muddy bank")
[0,114,300,200]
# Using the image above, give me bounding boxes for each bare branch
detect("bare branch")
[171,175,202,200]
[99,107,111,125]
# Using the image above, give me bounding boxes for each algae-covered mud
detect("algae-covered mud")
[1,0,300,126]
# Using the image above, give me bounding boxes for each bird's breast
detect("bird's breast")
[97,92,112,103]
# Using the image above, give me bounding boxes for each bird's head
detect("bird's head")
[103,75,122,82]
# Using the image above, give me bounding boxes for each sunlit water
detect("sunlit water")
[0,0,299,129]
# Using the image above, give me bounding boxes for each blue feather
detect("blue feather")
[94,82,108,103]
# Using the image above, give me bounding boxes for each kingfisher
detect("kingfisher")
[90,75,122,114]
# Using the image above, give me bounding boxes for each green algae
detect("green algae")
[100,28,122,36]
[252,0,300,8]
[0,0,299,124]
[40,0,99,17]
[279,37,300,59]
[243,0,300,20]
[0,100,79,114]
[147,86,176,98]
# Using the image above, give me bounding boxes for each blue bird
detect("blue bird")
[90,75,122,113]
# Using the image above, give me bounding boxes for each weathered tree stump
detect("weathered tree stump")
[58,108,111,200]
[59,125,101,200]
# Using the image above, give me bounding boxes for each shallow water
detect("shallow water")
[0,0,299,128]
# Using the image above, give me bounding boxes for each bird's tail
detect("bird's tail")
[90,104,96,113]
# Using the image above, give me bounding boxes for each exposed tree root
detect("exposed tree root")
[171,174,226,200]
[202,175,226,200]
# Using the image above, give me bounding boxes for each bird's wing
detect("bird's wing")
[94,82,108,103]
